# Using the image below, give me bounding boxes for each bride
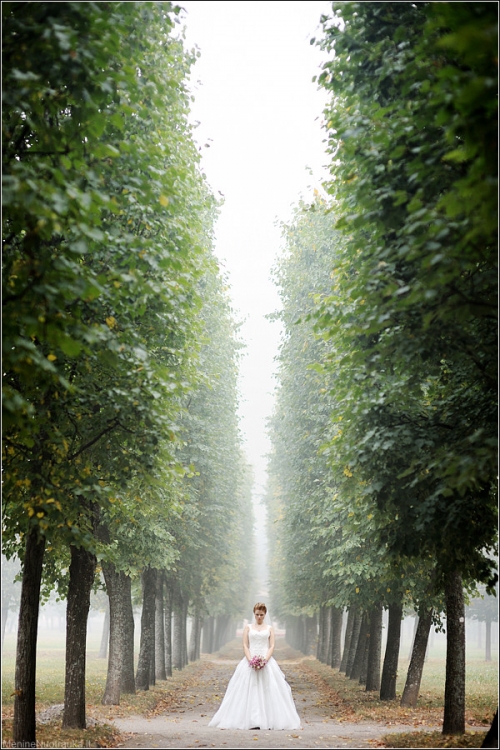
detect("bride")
[208,602,301,730]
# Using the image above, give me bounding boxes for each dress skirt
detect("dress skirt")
[208,655,301,730]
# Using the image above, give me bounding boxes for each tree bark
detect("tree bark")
[173,600,184,669]
[120,573,135,694]
[98,600,110,659]
[328,607,343,669]
[102,561,124,705]
[359,625,370,685]
[350,612,369,681]
[400,608,433,707]
[365,605,383,692]
[214,614,226,652]
[340,608,355,673]
[345,608,362,678]
[182,597,189,667]
[380,602,403,700]
[164,577,173,676]
[485,618,492,662]
[408,614,418,660]
[189,609,203,662]
[317,606,328,663]
[202,615,215,654]
[481,709,498,748]
[196,614,203,660]
[62,543,96,728]
[305,613,317,656]
[443,569,466,735]
[13,528,46,745]
[155,574,166,680]
[136,566,157,691]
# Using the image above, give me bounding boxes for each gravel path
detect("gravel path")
[110,648,439,749]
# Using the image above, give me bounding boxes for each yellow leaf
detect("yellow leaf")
[355,587,360,593]
[159,194,169,207]
[105,316,117,329]
[47,354,57,362]
[36,512,44,518]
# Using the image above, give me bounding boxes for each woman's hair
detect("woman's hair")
[253,602,267,614]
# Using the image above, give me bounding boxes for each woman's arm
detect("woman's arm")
[265,626,275,661]
[243,625,251,661]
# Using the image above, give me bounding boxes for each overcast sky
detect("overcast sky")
[178,0,333,498]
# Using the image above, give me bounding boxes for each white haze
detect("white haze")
[179,1,332,507]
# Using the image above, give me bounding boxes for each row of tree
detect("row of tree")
[2,2,254,744]
[267,1,497,737]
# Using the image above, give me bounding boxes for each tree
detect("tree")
[2,0,216,738]
[314,1,498,733]
[467,583,499,663]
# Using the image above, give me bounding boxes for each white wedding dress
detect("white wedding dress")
[208,625,301,730]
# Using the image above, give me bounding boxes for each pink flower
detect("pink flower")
[249,655,267,670]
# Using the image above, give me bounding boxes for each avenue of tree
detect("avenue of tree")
[2,2,254,743]
[267,0,497,738]
[2,1,498,746]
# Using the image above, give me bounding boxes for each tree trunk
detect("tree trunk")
[443,570,466,735]
[214,614,226,652]
[408,614,418,660]
[155,574,166,680]
[317,606,329,663]
[345,609,362,678]
[13,528,46,745]
[189,609,203,662]
[350,612,369,681]
[195,614,203,660]
[62,544,96,728]
[120,573,135,694]
[400,608,433,707]
[102,561,124,705]
[359,625,370,685]
[136,567,157,691]
[182,597,189,667]
[340,608,355,673]
[164,577,173,676]
[485,618,492,662]
[202,615,215,654]
[328,607,343,669]
[380,602,403,700]
[481,709,498,748]
[173,602,184,669]
[365,605,383,692]
[305,613,318,655]
[98,600,110,659]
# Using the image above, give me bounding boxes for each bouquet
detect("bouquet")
[249,655,267,670]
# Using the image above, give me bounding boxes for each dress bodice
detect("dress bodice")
[248,625,269,658]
